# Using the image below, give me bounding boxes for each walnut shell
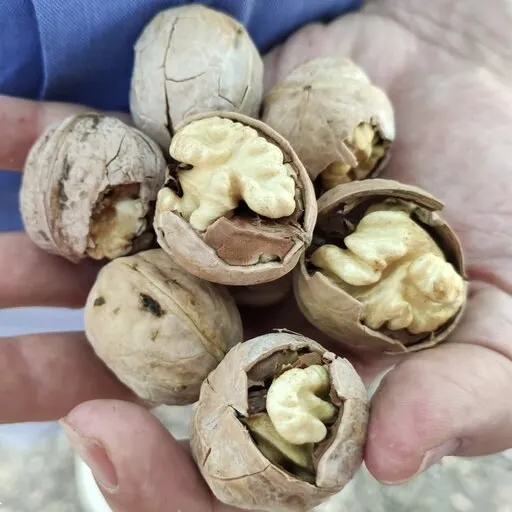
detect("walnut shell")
[84,248,243,405]
[20,113,167,263]
[154,111,317,286]
[130,4,263,149]
[228,273,294,308]
[294,179,468,354]
[262,57,394,186]
[191,331,369,512]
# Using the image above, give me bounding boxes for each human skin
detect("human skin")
[1,1,512,510]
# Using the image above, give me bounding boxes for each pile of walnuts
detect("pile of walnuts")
[19,6,468,512]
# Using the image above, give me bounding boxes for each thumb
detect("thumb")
[60,399,242,512]
[365,285,512,483]
[0,95,131,171]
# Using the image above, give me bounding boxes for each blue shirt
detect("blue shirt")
[0,0,362,231]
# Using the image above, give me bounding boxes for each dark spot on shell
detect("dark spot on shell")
[303,85,312,91]
[62,156,71,179]
[234,27,244,47]
[113,307,120,315]
[150,330,159,341]
[79,190,87,199]
[58,181,68,207]
[130,263,139,270]
[140,294,164,317]
[38,230,50,242]
[94,297,105,306]
[90,115,100,131]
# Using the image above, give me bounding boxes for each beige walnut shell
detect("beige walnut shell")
[294,179,468,354]
[84,248,243,405]
[130,4,263,149]
[262,57,394,185]
[191,332,369,512]
[228,273,293,308]
[154,111,317,286]
[20,113,167,263]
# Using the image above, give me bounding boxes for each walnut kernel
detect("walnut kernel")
[262,57,394,191]
[154,111,317,286]
[294,180,468,353]
[20,113,167,262]
[191,332,369,511]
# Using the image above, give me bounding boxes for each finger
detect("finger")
[0,95,131,171]
[61,399,242,512]
[0,332,137,424]
[365,341,512,484]
[366,283,512,483]
[0,233,99,308]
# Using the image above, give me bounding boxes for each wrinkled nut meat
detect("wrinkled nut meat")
[130,4,263,149]
[294,179,468,353]
[191,332,369,512]
[154,111,317,286]
[262,57,394,191]
[84,249,243,405]
[20,113,167,262]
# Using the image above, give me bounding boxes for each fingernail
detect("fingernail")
[59,418,119,493]
[418,438,461,474]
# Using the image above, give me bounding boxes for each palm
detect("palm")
[2,3,512,509]
[249,0,512,376]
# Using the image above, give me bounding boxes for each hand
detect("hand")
[1,1,511,509]
[264,0,512,485]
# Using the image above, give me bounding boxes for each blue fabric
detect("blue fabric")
[0,0,362,231]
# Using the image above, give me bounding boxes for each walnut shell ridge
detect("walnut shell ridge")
[294,179,468,354]
[130,4,264,149]
[84,249,244,405]
[154,111,318,286]
[191,331,369,512]
[19,113,167,263]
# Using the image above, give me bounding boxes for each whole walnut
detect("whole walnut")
[84,249,243,405]
[20,113,167,262]
[130,4,263,149]
[262,57,394,192]
[294,179,468,354]
[154,111,317,286]
[191,332,369,512]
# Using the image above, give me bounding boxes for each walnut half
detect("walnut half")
[294,179,468,353]
[154,111,317,286]
[191,332,369,512]
[20,113,167,262]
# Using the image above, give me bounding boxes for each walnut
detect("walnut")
[84,248,243,405]
[19,113,167,262]
[191,332,369,511]
[294,180,468,354]
[261,57,394,192]
[130,4,263,149]
[154,111,317,286]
